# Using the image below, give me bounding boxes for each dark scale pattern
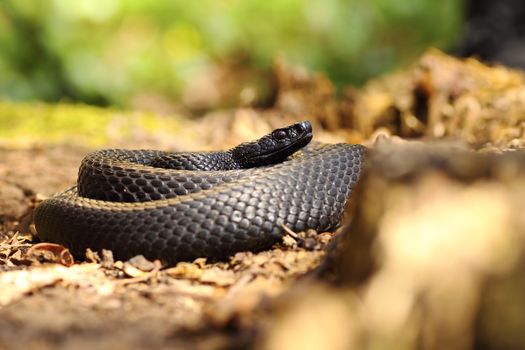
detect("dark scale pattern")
[77,149,248,202]
[35,130,366,265]
[148,152,241,171]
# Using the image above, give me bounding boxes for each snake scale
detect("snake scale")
[34,121,365,265]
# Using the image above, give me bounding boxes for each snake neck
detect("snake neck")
[148,151,242,170]
[149,120,313,170]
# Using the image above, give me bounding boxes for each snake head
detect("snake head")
[271,120,312,144]
[230,120,313,168]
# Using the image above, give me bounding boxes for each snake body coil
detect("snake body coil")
[34,121,365,265]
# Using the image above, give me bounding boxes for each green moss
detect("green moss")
[0,101,184,147]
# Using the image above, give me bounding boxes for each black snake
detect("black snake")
[34,121,365,265]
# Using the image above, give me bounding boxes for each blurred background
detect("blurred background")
[0,0,464,114]
[1,3,525,349]
[1,0,524,116]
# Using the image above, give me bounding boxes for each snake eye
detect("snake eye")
[274,130,288,140]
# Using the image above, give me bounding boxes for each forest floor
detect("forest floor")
[1,50,525,350]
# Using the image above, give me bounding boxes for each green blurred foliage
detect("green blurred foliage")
[0,0,462,108]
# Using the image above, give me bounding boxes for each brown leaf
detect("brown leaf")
[165,262,204,279]
[26,242,74,266]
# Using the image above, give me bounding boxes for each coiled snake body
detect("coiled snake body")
[34,121,365,265]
